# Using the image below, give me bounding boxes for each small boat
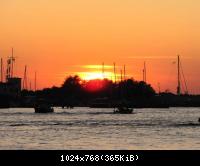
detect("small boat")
[113,106,133,114]
[34,104,54,113]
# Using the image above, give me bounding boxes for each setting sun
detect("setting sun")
[78,71,114,81]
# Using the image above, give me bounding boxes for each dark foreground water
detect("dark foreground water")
[0,107,200,149]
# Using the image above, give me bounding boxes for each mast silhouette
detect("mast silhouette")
[29,81,31,91]
[158,82,161,94]
[123,65,126,81]
[143,61,146,82]
[113,62,116,83]
[102,62,104,79]
[0,58,3,82]
[23,65,27,90]
[120,69,123,82]
[11,48,14,77]
[6,48,16,80]
[177,55,181,95]
[34,71,37,91]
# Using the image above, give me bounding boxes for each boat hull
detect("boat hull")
[113,107,133,114]
[34,107,54,113]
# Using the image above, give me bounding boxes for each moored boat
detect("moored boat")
[34,104,54,113]
[113,106,133,114]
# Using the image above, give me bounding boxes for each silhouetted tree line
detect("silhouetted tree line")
[20,75,156,106]
[18,75,200,108]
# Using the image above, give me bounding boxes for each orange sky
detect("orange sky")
[0,0,200,94]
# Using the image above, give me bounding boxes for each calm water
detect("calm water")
[0,107,200,150]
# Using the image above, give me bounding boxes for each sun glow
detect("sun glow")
[83,65,113,70]
[78,71,114,81]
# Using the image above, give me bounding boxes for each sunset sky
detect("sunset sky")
[0,0,200,93]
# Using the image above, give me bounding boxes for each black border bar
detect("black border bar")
[0,150,199,165]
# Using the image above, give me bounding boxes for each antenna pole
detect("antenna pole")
[6,57,11,80]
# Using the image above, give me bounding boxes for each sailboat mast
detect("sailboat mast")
[120,69,123,82]
[23,65,27,90]
[143,61,146,82]
[34,71,37,91]
[102,62,104,79]
[113,62,116,83]
[177,55,181,95]
[30,81,31,91]
[11,47,14,78]
[1,58,3,82]
[158,82,161,94]
[143,69,144,82]
[123,65,126,81]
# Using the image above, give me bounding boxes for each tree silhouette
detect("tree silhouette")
[60,75,83,105]
[23,75,157,107]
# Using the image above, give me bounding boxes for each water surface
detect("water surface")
[0,107,200,149]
